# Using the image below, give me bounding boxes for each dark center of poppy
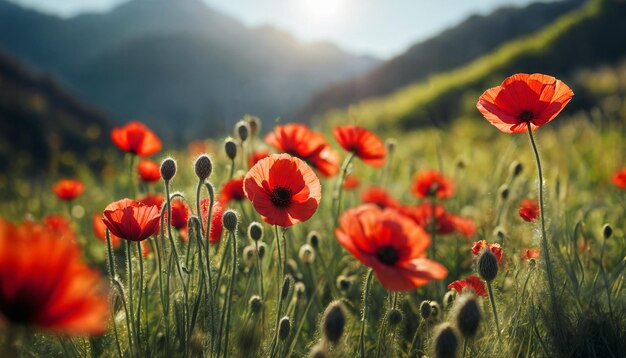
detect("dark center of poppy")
[377,245,399,265]
[518,111,535,122]
[270,186,292,207]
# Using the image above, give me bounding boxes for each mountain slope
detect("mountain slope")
[0,0,378,140]
[300,0,584,117]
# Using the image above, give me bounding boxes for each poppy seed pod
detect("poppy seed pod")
[224,138,237,160]
[433,323,459,358]
[509,161,523,178]
[299,243,315,264]
[307,231,320,250]
[429,302,441,320]
[245,115,261,137]
[278,316,291,340]
[336,275,351,291]
[443,290,457,308]
[387,309,403,326]
[243,245,256,266]
[194,154,212,181]
[454,295,481,339]
[222,210,238,232]
[498,184,510,200]
[602,224,613,240]
[160,157,177,182]
[477,249,499,282]
[322,300,346,344]
[257,242,267,259]
[236,120,250,142]
[248,222,263,241]
[419,300,432,320]
[249,295,263,313]
[281,275,292,301]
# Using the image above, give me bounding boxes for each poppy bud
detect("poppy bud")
[493,226,506,242]
[160,157,177,182]
[249,295,263,313]
[225,138,237,160]
[419,300,432,320]
[281,274,292,300]
[477,249,499,282]
[443,290,457,309]
[245,115,261,137]
[299,243,315,264]
[307,231,320,250]
[509,161,523,178]
[243,245,256,267]
[286,259,302,281]
[433,323,459,358]
[336,275,351,291]
[294,282,306,299]
[236,120,250,142]
[385,138,397,153]
[222,210,238,232]
[498,184,509,200]
[248,222,263,241]
[429,301,441,320]
[257,242,267,259]
[278,316,291,340]
[602,224,613,240]
[387,309,403,326]
[308,343,329,358]
[194,154,212,181]
[322,300,346,345]
[454,295,481,339]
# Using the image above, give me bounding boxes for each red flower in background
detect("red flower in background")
[137,160,161,182]
[333,125,386,167]
[249,150,270,168]
[53,179,84,201]
[138,194,165,211]
[169,199,189,230]
[244,154,322,227]
[399,204,456,235]
[92,213,121,248]
[448,276,487,297]
[335,204,447,291]
[343,174,360,190]
[411,170,454,199]
[449,215,477,238]
[265,123,339,177]
[219,177,246,205]
[471,240,503,263]
[102,199,160,242]
[361,187,399,209]
[521,248,540,262]
[201,199,224,244]
[477,73,574,133]
[612,167,626,189]
[43,214,76,242]
[111,121,162,157]
[519,198,540,222]
[0,216,109,335]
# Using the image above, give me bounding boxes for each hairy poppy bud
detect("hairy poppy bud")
[248,222,263,241]
[509,161,523,178]
[222,210,238,232]
[419,300,431,320]
[160,157,177,182]
[236,120,250,142]
[308,343,329,358]
[307,231,320,250]
[336,275,351,291]
[602,224,613,240]
[225,138,237,160]
[477,249,498,282]
[322,300,346,344]
[249,295,263,313]
[294,282,306,299]
[278,316,291,340]
[281,275,292,300]
[498,184,509,200]
[433,323,459,358]
[387,309,403,326]
[299,243,315,264]
[245,115,261,137]
[257,242,267,259]
[243,245,256,267]
[454,295,481,339]
[194,154,212,181]
[286,259,302,281]
[443,290,457,308]
[429,301,441,320]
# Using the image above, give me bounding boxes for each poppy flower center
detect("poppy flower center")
[377,245,399,265]
[518,111,535,122]
[270,186,293,207]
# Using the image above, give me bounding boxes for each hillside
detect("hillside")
[300,0,584,117]
[316,0,626,132]
[0,0,378,141]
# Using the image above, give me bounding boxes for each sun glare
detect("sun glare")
[299,0,345,22]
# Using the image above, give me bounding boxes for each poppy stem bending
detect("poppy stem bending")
[333,153,355,228]
[359,269,374,358]
[486,281,500,337]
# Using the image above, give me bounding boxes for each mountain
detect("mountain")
[300,0,585,117]
[0,0,378,141]
[0,52,111,180]
[315,0,626,132]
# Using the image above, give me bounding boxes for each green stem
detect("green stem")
[105,230,123,357]
[486,281,500,337]
[126,240,136,352]
[129,154,136,198]
[333,153,355,228]
[359,269,374,358]
[274,225,284,281]
[223,230,238,356]
[136,241,144,352]
[229,159,235,180]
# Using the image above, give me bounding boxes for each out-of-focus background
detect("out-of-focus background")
[0,0,625,178]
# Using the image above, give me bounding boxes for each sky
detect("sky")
[8,0,547,58]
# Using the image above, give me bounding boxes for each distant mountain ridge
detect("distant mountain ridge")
[0,0,378,141]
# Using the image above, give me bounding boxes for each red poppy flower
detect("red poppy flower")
[0,217,109,335]
[399,204,456,235]
[449,215,477,238]
[169,199,189,230]
[521,248,540,262]
[219,177,246,205]
[102,199,160,242]
[137,194,165,211]
[249,150,270,168]
[447,276,487,297]
[471,240,503,263]
[200,199,224,244]
[265,123,339,177]
[335,204,447,291]
[519,198,540,222]
[137,160,161,182]
[53,179,84,201]
[111,121,162,157]
[333,125,386,167]
[244,154,322,227]
[92,213,120,248]
[43,214,76,242]
[411,170,454,199]
[477,73,574,133]
[612,167,626,189]
[361,187,399,209]
[343,174,360,190]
